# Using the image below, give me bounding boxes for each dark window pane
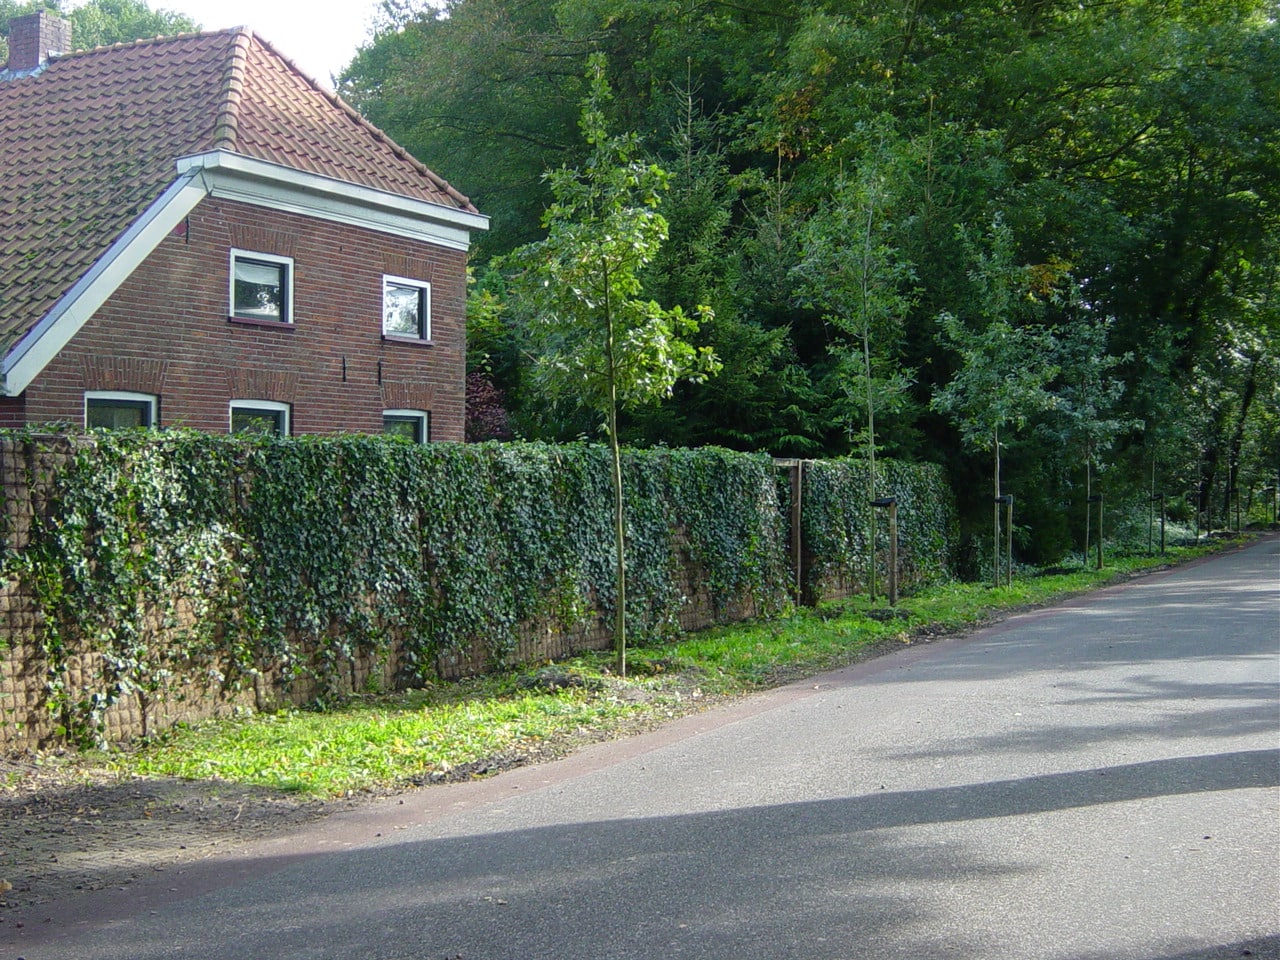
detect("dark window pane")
[383,282,423,337]
[234,258,287,321]
[383,414,427,442]
[87,399,152,429]
[232,407,286,436]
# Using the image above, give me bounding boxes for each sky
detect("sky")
[151,0,386,88]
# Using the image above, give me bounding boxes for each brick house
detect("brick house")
[0,12,487,440]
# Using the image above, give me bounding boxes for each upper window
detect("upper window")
[383,410,430,443]
[230,400,290,436]
[231,250,293,323]
[85,391,157,429]
[382,275,430,340]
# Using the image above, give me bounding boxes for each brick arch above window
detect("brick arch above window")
[227,224,298,259]
[79,356,168,393]
[383,253,435,283]
[380,380,436,411]
[225,366,299,403]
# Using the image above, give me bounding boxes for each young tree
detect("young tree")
[932,220,1059,587]
[795,145,915,600]
[503,55,717,674]
[1045,310,1136,566]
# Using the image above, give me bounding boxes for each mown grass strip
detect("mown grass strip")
[101,540,1232,798]
[116,681,673,797]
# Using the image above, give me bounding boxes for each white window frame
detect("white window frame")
[84,390,158,429]
[382,274,431,341]
[229,249,294,324]
[382,409,431,443]
[229,399,291,436]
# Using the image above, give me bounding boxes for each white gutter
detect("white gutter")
[2,171,208,397]
[176,151,489,251]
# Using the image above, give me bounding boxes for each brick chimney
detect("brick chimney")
[4,11,72,74]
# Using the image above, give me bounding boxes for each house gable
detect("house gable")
[0,21,485,400]
[22,194,470,440]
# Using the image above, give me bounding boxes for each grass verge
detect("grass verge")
[92,539,1236,798]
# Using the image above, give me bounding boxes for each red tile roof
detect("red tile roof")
[0,28,476,356]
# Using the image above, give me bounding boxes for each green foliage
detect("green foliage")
[500,55,720,672]
[801,458,955,600]
[502,55,719,423]
[794,141,916,450]
[3,433,804,746]
[68,0,196,49]
[8,433,244,743]
[340,0,1279,565]
[930,218,1067,582]
[1045,314,1136,467]
[931,220,1062,455]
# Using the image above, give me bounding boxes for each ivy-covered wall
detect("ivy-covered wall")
[0,434,954,751]
[800,458,957,601]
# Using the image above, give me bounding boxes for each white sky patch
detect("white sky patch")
[118,0,384,88]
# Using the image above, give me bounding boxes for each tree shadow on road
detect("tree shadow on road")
[13,748,1277,960]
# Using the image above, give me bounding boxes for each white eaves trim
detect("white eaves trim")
[1,171,207,397]
[176,151,489,252]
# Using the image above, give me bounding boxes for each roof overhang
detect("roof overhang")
[2,171,207,397]
[2,151,489,397]
[176,151,489,252]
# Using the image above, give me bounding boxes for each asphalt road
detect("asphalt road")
[16,537,1280,960]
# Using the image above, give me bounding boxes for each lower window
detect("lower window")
[85,391,157,429]
[382,409,430,443]
[230,400,290,436]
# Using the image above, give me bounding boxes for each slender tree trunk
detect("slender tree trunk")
[603,261,626,677]
[1005,497,1013,587]
[1149,456,1156,554]
[1084,452,1092,568]
[1097,485,1104,570]
[993,427,1001,590]
[864,331,877,603]
[609,423,626,676]
[858,194,879,604]
[1223,355,1260,521]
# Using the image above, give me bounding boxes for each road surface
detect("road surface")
[12,537,1280,959]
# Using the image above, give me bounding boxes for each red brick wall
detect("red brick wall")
[0,395,26,428]
[5,12,72,72]
[19,197,468,440]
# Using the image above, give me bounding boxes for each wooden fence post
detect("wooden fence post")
[871,496,898,606]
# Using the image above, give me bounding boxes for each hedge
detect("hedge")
[0,433,954,746]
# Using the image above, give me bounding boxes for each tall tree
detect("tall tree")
[1043,311,1137,564]
[795,139,915,599]
[503,55,717,674]
[932,220,1059,586]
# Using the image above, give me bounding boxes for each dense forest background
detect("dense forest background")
[4,0,1277,570]
[337,0,1278,567]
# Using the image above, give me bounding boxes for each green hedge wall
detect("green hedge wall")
[801,458,957,598]
[1,434,955,745]
[2,435,804,743]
